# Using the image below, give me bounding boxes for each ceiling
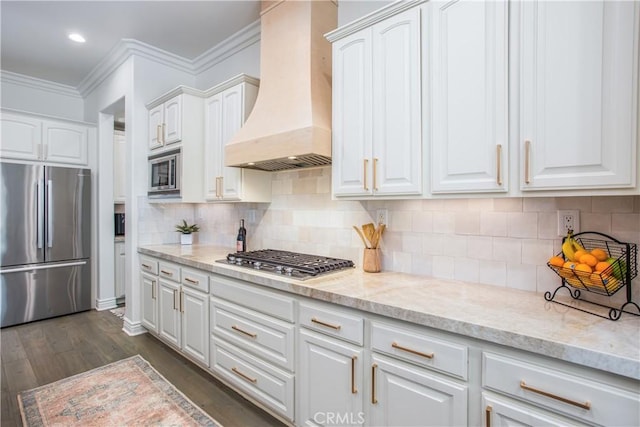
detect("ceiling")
[1,1,261,88]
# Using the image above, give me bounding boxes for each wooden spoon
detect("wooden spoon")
[371,224,386,248]
[353,225,370,248]
[362,223,375,247]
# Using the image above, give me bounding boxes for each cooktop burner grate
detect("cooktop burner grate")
[218,249,355,280]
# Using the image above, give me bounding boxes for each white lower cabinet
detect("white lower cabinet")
[140,272,158,333]
[369,353,467,427]
[210,274,296,422]
[482,392,587,427]
[158,278,181,348]
[298,329,365,427]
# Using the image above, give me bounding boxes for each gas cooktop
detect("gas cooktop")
[217,249,355,280]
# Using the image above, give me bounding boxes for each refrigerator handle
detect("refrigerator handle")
[47,179,53,248]
[37,181,44,249]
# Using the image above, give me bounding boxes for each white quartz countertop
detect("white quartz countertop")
[139,244,640,380]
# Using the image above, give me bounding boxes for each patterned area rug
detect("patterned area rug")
[18,355,221,426]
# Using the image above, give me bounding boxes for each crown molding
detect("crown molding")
[192,19,261,75]
[0,70,81,98]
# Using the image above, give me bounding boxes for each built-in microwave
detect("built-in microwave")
[148,148,181,198]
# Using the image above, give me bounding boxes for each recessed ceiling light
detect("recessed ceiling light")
[247,162,255,166]
[68,33,86,43]
[287,156,297,160]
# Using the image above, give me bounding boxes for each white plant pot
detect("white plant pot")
[180,233,193,245]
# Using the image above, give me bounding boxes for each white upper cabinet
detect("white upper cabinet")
[519,0,638,191]
[330,4,423,198]
[204,76,271,203]
[430,0,509,193]
[148,95,182,150]
[1,110,91,166]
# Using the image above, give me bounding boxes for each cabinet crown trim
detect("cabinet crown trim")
[325,0,427,42]
[202,74,259,98]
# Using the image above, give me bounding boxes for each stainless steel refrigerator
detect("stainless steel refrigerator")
[1,162,91,327]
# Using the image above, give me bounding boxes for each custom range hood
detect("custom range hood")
[225,0,337,171]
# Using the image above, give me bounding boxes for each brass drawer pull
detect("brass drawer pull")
[184,277,199,285]
[231,325,257,339]
[520,380,591,410]
[180,290,184,313]
[351,356,357,394]
[392,342,434,359]
[232,367,257,383]
[160,269,173,276]
[311,317,341,330]
[496,144,503,186]
[371,363,378,404]
[485,405,492,427]
[142,263,151,269]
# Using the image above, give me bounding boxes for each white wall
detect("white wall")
[0,72,85,121]
[195,41,260,90]
[337,0,394,26]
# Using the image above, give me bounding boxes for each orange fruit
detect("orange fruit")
[563,261,576,270]
[574,263,592,276]
[594,261,610,273]
[548,256,564,267]
[590,248,608,261]
[573,250,588,261]
[579,253,598,267]
[589,272,608,287]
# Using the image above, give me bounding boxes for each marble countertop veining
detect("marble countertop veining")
[138,244,640,380]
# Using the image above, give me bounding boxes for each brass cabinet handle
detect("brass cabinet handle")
[371,363,378,404]
[373,158,379,191]
[215,176,223,198]
[184,277,199,285]
[218,177,223,198]
[485,405,492,427]
[524,140,531,184]
[520,380,591,410]
[392,342,434,359]
[351,356,357,394]
[151,280,156,300]
[160,269,173,276]
[231,325,257,339]
[363,159,369,191]
[232,367,257,383]
[142,263,151,269]
[156,125,162,145]
[180,290,184,313]
[496,144,503,186]
[173,289,177,310]
[311,317,341,330]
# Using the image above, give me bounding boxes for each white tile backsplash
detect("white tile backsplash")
[138,168,639,297]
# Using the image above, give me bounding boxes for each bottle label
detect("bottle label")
[237,241,244,252]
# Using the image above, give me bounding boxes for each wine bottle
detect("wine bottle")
[236,219,246,252]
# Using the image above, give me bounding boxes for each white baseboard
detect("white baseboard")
[123,318,147,336]
[95,297,118,311]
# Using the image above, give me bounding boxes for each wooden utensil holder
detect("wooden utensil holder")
[363,248,381,273]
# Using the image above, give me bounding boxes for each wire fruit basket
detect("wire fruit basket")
[545,231,638,320]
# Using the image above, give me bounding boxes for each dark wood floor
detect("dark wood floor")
[1,309,287,427]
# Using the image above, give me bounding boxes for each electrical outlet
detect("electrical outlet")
[557,210,580,236]
[376,209,388,226]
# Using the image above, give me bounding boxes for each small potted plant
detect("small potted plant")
[175,219,200,245]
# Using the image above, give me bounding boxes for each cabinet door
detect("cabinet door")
[148,104,164,150]
[163,96,182,145]
[204,93,223,199]
[369,353,467,427]
[0,113,41,161]
[141,272,158,333]
[181,286,209,365]
[158,279,181,348]
[298,329,364,427]
[482,393,588,427]
[113,130,126,202]
[332,29,373,197]
[431,0,508,193]
[520,0,638,190]
[42,121,88,165]
[114,242,125,299]
[371,7,422,196]
[219,86,244,200]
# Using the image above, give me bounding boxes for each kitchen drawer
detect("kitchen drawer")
[158,261,181,283]
[371,321,468,380]
[483,352,640,426]
[210,274,295,323]
[211,297,295,371]
[139,256,158,275]
[181,267,209,292]
[299,300,364,345]
[211,339,294,421]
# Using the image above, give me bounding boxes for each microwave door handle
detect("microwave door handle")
[47,179,53,248]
